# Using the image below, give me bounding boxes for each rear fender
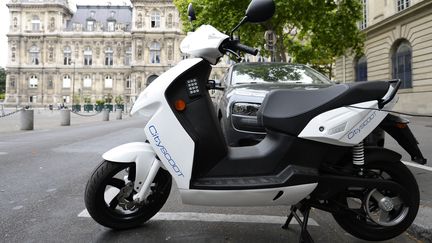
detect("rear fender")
[102,142,161,192]
[379,114,427,164]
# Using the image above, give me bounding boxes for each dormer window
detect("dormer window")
[107,21,115,32]
[87,20,94,31]
[151,12,160,28]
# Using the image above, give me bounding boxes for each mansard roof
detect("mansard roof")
[67,5,132,32]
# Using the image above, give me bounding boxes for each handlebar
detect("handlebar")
[220,39,259,56]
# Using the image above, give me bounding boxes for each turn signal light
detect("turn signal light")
[174,99,186,111]
[395,123,408,129]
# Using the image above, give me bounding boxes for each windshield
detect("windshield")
[231,63,332,86]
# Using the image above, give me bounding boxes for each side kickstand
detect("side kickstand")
[282,204,314,243]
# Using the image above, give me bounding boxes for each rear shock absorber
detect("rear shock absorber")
[353,141,365,170]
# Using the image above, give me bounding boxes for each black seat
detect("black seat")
[259,81,390,136]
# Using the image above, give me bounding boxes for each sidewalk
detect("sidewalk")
[0,108,130,134]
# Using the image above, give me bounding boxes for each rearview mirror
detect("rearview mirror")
[187,3,196,22]
[245,0,275,23]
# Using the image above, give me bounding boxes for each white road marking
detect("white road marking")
[0,152,8,155]
[78,210,319,226]
[403,161,432,172]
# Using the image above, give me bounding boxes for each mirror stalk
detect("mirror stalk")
[230,16,248,40]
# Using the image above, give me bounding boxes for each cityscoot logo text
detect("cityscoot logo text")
[347,111,377,140]
[149,125,184,177]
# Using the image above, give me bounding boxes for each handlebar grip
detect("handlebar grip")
[235,43,259,56]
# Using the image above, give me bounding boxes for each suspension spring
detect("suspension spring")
[353,141,365,166]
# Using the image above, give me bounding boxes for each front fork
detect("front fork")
[133,159,161,202]
[102,142,165,203]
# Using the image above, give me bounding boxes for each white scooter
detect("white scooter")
[85,0,426,241]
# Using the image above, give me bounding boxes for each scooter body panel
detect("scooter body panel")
[179,183,317,206]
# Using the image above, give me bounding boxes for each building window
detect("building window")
[63,75,71,88]
[167,14,173,28]
[84,47,92,66]
[107,21,115,32]
[355,56,368,81]
[397,0,410,12]
[150,42,161,64]
[84,75,92,88]
[105,75,113,88]
[147,75,158,85]
[125,75,131,89]
[29,96,37,103]
[181,53,189,60]
[64,46,72,65]
[125,47,132,65]
[105,47,114,66]
[392,41,412,89]
[29,75,38,88]
[31,15,40,32]
[151,12,161,28]
[359,0,367,30]
[29,46,40,65]
[87,20,94,31]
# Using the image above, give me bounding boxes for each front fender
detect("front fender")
[103,142,160,192]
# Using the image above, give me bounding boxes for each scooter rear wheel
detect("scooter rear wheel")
[84,160,172,229]
[332,161,419,241]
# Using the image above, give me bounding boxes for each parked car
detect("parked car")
[214,62,334,146]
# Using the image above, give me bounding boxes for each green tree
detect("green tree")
[174,0,364,78]
[0,67,6,94]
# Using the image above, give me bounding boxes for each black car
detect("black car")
[214,62,334,146]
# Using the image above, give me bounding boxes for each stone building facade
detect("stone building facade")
[335,0,432,113]
[4,0,231,106]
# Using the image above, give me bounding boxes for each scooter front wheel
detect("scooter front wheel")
[84,160,172,229]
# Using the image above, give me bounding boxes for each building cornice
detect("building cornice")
[363,0,432,37]
[7,3,73,15]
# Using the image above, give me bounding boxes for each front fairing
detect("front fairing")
[180,25,229,65]
[130,58,205,118]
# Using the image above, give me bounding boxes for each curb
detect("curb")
[408,205,432,243]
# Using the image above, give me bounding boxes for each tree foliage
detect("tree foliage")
[0,67,6,94]
[173,0,365,77]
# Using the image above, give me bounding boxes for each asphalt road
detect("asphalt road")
[0,117,429,242]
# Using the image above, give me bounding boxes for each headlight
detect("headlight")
[232,103,260,116]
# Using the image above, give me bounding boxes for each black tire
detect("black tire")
[332,161,419,241]
[84,160,172,230]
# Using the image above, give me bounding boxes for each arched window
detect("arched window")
[29,46,40,65]
[149,42,161,64]
[355,56,368,82]
[31,15,40,32]
[84,47,92,66]
[167,14,173,28]
[29,75,38,88]
[150,11,161,28]
[105,75,113,88]
[63,75,71,88]
[84,75,92,88]
[105,47,114,66]
[64,46,72,65]
[392,41,412,89]
[147,75,159,85]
